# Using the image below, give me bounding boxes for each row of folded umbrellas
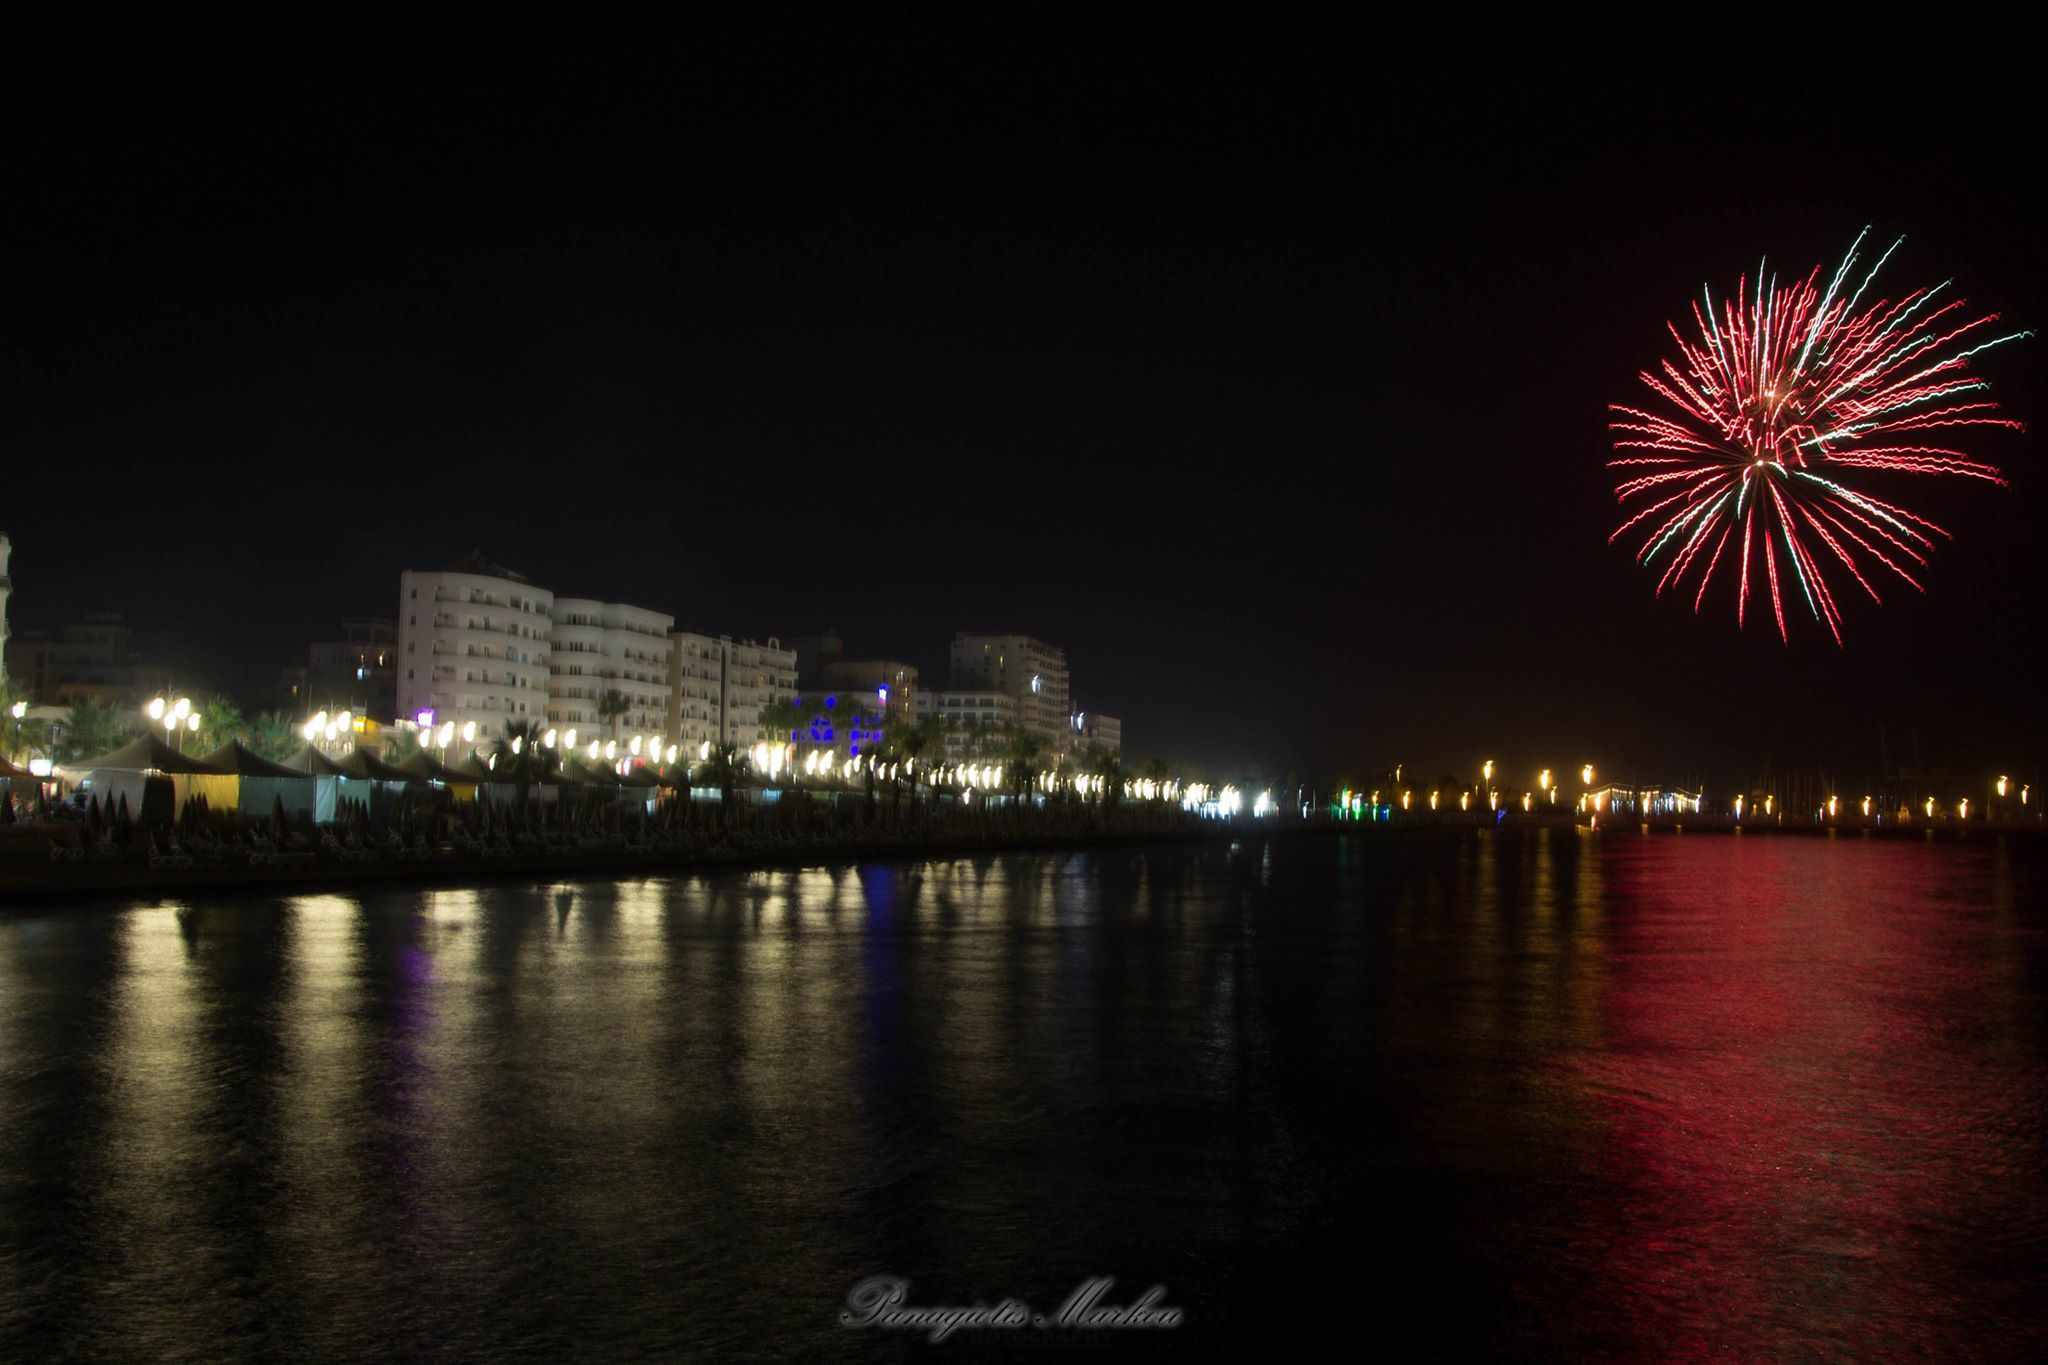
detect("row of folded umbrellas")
[4,734,675,789]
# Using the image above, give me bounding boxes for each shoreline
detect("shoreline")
[3,816,2037,907]
[0,825,1233,906]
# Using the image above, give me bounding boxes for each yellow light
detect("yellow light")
[1959,798,1969,820]
[1925,797,1936,819]
[1581,764,1595,786]
[1764,794,1774,817]
[302,720,318,740]
[1827,795,1838,818]
[1538,769,1552,791]
[146,697,166,721]
[1401,791,1411,810]
[1482,760,1494,783]
[1734,795,1744,818]
[1429,790,1439,810]
[1459,792,1469,811]
[174,697,191,720]
[1996,775,2009,798]
[1521,792,1531,812]
[1861,796,1871,817]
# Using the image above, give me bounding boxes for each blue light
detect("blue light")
[850,744,860,756]
[824,696,837,710]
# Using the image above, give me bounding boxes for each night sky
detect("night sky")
[5,43,2043,784]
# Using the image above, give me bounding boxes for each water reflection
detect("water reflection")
[1,835,2043,1359]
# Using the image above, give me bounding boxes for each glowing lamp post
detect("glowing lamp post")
[145,695,199,751]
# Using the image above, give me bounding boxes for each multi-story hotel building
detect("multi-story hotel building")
[0,533,11,686]
[666,632,799,750]
[947,633,1071,752]
[396,561,554,741]
[1071,711,1122,759]
[302,618,398,721]
[915,688,1021,760]
[548,598,675,741]
[818,658,919,715]
[721,636,799,747]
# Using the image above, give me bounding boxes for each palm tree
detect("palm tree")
[247,710,297,761]
[704,742,748,810]
[759,697,808,745]
[597,688,632,740]
[58,698,137,762]
[1004,728,1047,808]
[887,712,947,809]
[492,718,557,771]
[197,694,246,754]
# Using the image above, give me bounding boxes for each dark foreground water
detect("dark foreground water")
[3,831,2045,1360]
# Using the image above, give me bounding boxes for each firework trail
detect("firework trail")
[1609,229,2028,644]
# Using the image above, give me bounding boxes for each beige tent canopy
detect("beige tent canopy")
[60,734,227,821]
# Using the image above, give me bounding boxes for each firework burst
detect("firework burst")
[1609,229,2028,644]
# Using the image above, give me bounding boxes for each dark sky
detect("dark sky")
[4,41,2043,786]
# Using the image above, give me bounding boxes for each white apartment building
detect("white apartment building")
[0,533,11,686]
[947,633,1071,752]
[397,563,554,741]
[916,688,1021,760]
[548,598,675,741]
[667,632,799,750]
[668,632,726,752]
[1071,711,1121,758]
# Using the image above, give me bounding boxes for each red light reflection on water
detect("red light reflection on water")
[1564,835,2040,1359]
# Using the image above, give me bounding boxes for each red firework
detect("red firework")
[1609,229,2027,644]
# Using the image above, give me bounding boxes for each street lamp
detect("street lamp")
[145,695,197,752]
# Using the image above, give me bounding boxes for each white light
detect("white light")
[511,736,524,754]
[187,714,200,733]
[337,711,352,729]
[543,729,558,749]
[7,701,25,719]
[630,736,643,755]
[28,757,53,777]
[565,729,578,748]
[174,697,191,720]
[461,721,477,743]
